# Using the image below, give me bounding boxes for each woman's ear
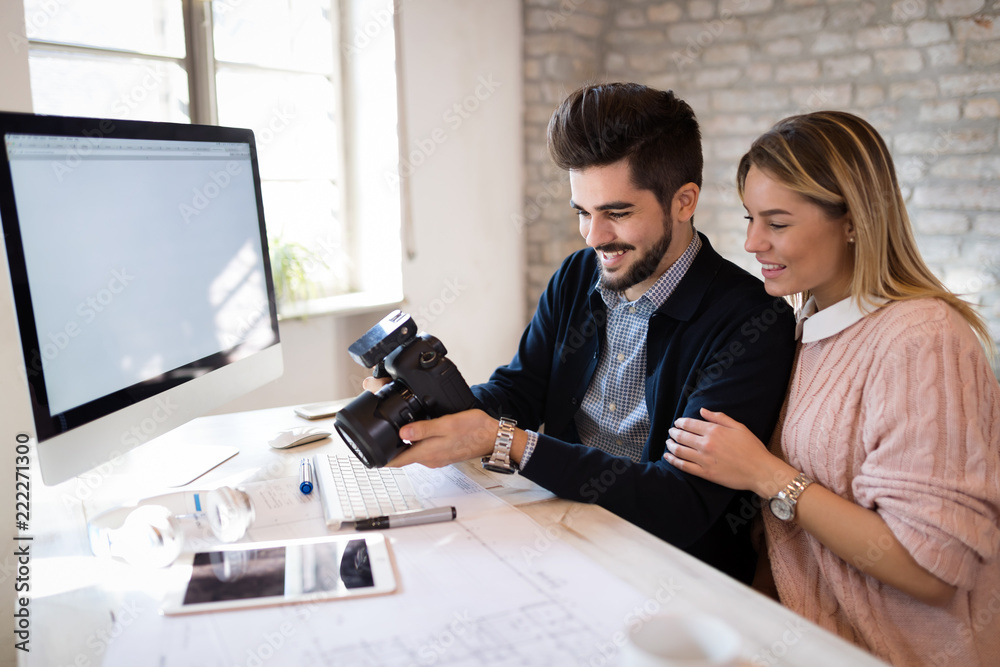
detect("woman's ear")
[844,215,855,243]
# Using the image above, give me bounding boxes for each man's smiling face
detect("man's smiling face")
[570,160,684,301]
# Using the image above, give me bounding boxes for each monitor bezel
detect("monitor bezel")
[0,112,282,485]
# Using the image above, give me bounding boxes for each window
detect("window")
[22,0,402,313]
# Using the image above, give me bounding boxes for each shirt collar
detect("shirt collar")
[796,296,881,342]
[595,231,702,310]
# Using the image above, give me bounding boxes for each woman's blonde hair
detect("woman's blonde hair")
[736,110,994,353]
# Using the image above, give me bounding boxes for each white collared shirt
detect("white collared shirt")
[796,296,883,342]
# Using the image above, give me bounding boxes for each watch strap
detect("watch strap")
[481,417,518,474]
[784,472,813,503]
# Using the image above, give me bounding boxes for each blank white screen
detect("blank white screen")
[9,137,271,415]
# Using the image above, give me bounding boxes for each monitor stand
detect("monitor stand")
[116,439,239,489]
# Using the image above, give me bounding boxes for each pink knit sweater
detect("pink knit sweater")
[764,299,1000,666]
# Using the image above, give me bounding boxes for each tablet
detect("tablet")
[160,533,396,615]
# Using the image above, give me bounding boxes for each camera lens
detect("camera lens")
[333,383,424,467]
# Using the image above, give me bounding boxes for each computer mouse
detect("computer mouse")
[268,426,331,449]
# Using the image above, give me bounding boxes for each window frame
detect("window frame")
[22,0,403,318]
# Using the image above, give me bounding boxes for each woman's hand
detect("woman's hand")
[664,407,796,496]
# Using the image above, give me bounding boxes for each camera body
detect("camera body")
[334,310,477,468]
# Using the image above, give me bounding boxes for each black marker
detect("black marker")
[355,506,457,530]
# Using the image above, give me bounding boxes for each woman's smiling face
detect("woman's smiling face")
[742,165,855,311]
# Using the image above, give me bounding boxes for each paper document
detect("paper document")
[104,465,656,666]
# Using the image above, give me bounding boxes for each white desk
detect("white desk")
[24,405,887,667]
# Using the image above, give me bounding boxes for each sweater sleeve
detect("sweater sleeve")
[852,302,1000,590]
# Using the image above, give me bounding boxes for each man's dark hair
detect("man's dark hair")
[547,82,703,213]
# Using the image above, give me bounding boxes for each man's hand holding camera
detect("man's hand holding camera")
[337,310,524,471]
[360,374,525,468]
[389,409,526,469]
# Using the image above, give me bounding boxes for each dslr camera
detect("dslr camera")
[334,310,478,468]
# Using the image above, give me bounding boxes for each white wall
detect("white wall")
[395,0,526,386]
[0,3,32,114]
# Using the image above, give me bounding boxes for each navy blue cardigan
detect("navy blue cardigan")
[472,234,796,583]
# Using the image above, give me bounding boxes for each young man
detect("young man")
[375,83,796,583]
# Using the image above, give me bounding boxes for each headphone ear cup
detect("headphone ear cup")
[205,486,255,543]
[109,505,183,568]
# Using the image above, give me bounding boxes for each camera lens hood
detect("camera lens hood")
[334,391,408,468]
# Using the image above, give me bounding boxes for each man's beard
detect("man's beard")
[597,215,673,293]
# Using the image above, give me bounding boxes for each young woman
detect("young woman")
[663,111,1000,666]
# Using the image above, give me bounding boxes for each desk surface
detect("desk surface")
[24,404,887,667]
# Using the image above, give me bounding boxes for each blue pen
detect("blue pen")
[299,458,315,494]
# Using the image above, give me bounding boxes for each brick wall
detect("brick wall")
[520,0,1000,364]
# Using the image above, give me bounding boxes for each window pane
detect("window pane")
[216,68,338,182]
[29,51,190,122]
[23,0,185,58]
[212,0,333,74]
[262,181,349,297]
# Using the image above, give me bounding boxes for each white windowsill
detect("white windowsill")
[277,290,404,321]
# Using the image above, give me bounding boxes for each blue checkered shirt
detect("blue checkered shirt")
[520,232,702,467]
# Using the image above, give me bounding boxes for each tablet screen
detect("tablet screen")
[181,538,376,607]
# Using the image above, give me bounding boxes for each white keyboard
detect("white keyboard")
[313,454,423,528]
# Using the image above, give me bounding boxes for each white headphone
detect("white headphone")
[88,486,255,567]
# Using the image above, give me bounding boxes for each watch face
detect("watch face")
[769,497,794,521]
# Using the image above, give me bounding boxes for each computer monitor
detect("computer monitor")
[0,112,282,486]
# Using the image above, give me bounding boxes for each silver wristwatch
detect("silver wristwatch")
[768,472,814,522]
[482,417,518,474]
